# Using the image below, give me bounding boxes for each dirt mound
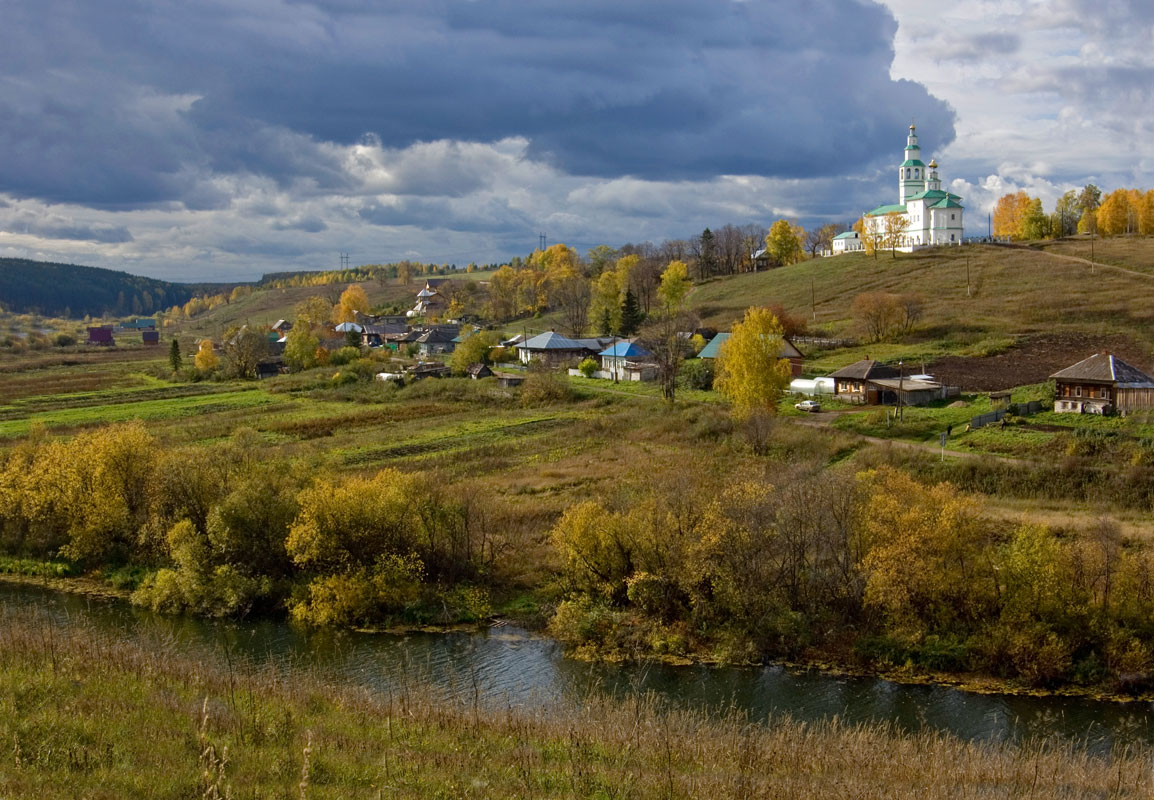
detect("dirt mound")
[926,333,1154,392]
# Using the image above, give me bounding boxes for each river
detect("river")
[5,581,1151,754]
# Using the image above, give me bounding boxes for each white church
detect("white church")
[833,125,964,254]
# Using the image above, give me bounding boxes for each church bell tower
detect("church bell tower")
[899,124,927,204]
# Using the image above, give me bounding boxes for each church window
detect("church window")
[904,168,910,178]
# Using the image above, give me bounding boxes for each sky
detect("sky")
[0,0,1150,282]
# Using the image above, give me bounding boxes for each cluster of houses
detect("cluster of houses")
[86,318,160,346]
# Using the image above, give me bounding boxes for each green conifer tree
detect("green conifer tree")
[168,338,182,372]
[618,288,644,336]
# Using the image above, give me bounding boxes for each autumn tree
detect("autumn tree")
[294,296,333,330]
[1077,183,1101,216]
[1140,190,1154,236]
[1096,189,1131,236]
[765,219,802,266]
[858,467,996,635]
[1022,197,1051,240]
[194,339,219,372]
[590,271,622,334]
[1052,190,1080,237]
[713,307,794,420]
[805,223,843,258]
[449,330,501,375]
[221,327,269,379]
[992,191,1031,239]
[333,285,371,323]
[638,303,697,403]
[851,292,911,342]
[550,268,592,337]
[657,260,692,311]
[882,212,906,255]
[283,325,320,371]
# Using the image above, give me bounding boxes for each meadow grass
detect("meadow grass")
[1,607,1148,799]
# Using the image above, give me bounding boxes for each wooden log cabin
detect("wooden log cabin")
[1051,353,1154,415]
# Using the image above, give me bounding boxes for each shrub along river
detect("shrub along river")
[5,581,1151,755]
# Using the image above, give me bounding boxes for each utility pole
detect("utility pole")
[339,252,349,270]
[966,255,971,297]
[538,233,547,251]
[897,360,904,423]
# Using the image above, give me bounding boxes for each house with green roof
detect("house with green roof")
[855,125,965,253]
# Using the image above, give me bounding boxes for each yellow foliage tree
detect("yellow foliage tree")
[713,307,794,420]
[333,285,370,323]
[857,467,996,635]
[194,339,219,372]
[1096,189,1132,236]
[765,219,802,265]
[1140,190,1154,236]
[992,191,1030,240]
[657,260,691,311]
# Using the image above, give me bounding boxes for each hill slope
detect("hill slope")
[0,258,210,318]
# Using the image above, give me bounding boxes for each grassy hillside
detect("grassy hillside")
[174,270,498,337]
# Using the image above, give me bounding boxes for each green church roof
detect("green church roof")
[900,159,926,168]
[930,197,964,209]
[905,189,948,202]
[866,203,907,217]
[833,231,859,239]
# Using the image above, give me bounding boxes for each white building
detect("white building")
[862,125,964,252]
[831,230,863,254]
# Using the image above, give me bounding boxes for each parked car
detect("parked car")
[795,399,821,413]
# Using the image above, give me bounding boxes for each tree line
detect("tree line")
[993,184,1154,240]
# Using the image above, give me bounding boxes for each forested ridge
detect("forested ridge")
[0,258,222,318]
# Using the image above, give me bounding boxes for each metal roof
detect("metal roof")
[828,359,901,381]
[833,231,859,240]
[865,203,907,217]
[518,331,586,350]
[599,341,653,359]
[1051,353,1154,387]
[698,332,803,360]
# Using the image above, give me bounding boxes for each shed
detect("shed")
[87,326,115,346]
[466,363,493,380]
[142,330,160,345]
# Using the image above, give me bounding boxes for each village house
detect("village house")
[86,326,115,346]
[829,358,958,406]
[598,341,656,381]
[831,230,863,254]
[697,333,805,377]
[415,328,457,356]
[466,363,493,380]
[1051,353,1154,414]
[408,279,450,318]
[516,331,613,367]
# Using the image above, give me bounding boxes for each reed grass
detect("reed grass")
[0,607,1147,799]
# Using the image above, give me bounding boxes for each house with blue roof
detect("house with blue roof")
[858,125,965,252]
[598,340,656,381]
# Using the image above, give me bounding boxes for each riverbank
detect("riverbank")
[1,606,1148,799]
[9,569,1154,710]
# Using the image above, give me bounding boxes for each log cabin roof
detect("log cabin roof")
[1051,353,1154,388]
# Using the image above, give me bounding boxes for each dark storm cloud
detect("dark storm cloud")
[0,0,953,210]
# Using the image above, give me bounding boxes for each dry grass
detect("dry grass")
[688,243,1154,361]
[0,607,1147,799]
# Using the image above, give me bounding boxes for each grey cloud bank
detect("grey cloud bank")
[4,0,959,280]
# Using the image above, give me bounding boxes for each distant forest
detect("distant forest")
[0,258,225,318]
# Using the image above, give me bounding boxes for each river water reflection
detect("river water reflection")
[5,582,1152,754]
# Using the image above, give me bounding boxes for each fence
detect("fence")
[792,336,857,350]
[970,401,1042,429]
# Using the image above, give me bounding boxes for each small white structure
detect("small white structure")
[831,231,863,254]
[789,377,835,395]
